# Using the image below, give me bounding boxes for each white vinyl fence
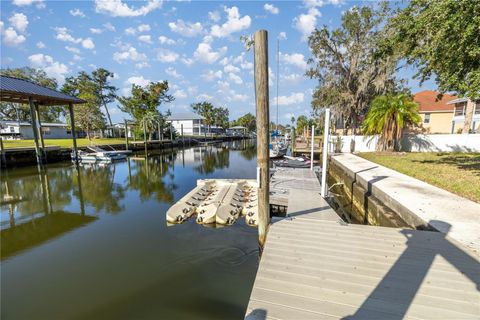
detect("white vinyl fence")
[330,134,480,153]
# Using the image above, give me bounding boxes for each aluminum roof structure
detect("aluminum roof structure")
[167,112,204,121]
[0,75,85,105]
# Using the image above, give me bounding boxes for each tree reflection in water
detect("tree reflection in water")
[194,145,230,174]
[127,154,177,204]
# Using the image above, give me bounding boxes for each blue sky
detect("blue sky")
[0,0,437,124]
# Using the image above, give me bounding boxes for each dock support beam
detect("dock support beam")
[124,119,129,151]
[321,108,330,198]
[310,125,314,170]
[68,103,79,165]
[143,121,148,155]
[254,29,270,247]
[29,97,42,165]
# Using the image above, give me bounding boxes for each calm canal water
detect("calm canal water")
[1,140,259,320]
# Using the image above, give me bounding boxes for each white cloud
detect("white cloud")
[169,19,203,37]
[208,11,220,22]
[282,73,304,83]
[273,92,305,106]
[65,46,80,54]
[224,64,240,73]
[123,75,151,94]
[135,62,150,69]
[36,41,45,48]
[12,0,44,8]
[28,53,68,82]
[211,6,251,38]
[73,54,83,61]
[81,38,95,49]
[165,67,182,79]
[196,93,213,101]
[201,70,222,81]
[279,31,287,40]
[138,34,152,44]
[228,73,243,84]
[194,40,227,64]
[125,27,136,35]
[95,0,162,17]
[280,52,308,70]
[157,49,179,63]
[138,24,150,32]
[264,3,279,14]
[90,28,103,34]
[2,27,26,46]
[113,46,147,63]
[174,89,187,99]
[54,27,82,43]
[158,35,175,45]
[69,8,85,17]
[181,57,194,66]
[229,92,248,102]
[103,22,116,31]
[294,1,326,40]
[9,13,28,33]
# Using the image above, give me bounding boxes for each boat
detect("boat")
[166,181,217,223]
[269,142,288,158]
[71,146,130,163]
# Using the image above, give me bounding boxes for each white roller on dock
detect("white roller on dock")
[165,179,258,226]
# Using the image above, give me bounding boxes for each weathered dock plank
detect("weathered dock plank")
[247,164,480,319]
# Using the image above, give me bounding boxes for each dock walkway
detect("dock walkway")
[246,168,480,320]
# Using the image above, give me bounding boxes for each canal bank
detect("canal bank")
[0,136,247,168]
[328,153,480,254]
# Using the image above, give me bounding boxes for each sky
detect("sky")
[0,0,437,124]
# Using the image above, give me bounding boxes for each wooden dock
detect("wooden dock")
[246,168,480,320]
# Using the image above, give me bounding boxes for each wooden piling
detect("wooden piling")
[321,108,330,198]
[254,29,270,247]
[68,103,79,164]
[143,121,148,155]
[181,124,184,145]
[34,102,46,161]
[0,137,6,168]
[124,119,129,151]
[29,97,42,165]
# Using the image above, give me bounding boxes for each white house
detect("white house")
[447,98,480,133]
[167,112,205,135]
[0,121,72,139]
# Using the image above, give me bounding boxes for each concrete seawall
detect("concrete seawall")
[328,153,480,254]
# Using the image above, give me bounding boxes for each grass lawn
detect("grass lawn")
[3,138,126,149]
[358,152,480,203]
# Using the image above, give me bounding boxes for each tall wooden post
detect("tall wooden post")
[160,123,163,141]
[68,103,79,164]
[143,121,148,155]
[29,97,42,165]
[157,122,162,141]
[124,120,129,151]
[310,125,315,170]
[181,124,184,145]
[321,108,330,198]
[170,124,173,141]
[0,137,6,168]
[254,29,270,247]
[34,102,46,161]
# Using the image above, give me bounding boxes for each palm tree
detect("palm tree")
[362,94,421,151]
[140,110,161,140]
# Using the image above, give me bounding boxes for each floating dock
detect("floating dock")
[245,168,480,320]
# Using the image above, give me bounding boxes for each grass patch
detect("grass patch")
[3,138,126,149]
[358,152,480,203]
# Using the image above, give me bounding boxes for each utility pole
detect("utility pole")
[254,30,270,248]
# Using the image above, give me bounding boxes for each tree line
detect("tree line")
[306,0,479,148]
[0,67,241,139]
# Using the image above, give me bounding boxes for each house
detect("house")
[167,112,205,135]
[413,90,457,134]
[0,120,72,139]
[447,98,480,133]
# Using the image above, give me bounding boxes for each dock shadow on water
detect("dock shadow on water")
[1,140,260,320]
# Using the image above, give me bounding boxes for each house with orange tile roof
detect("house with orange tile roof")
[413,90,458,134]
